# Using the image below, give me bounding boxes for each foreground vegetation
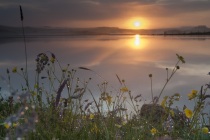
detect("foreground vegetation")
[0,53,210,140]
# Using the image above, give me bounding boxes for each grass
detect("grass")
[1,5,209,140]
[0,52,210,140]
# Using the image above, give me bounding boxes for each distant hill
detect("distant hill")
[164,25,210,35]
[0,25,210,37]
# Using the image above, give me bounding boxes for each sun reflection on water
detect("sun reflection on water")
[129,34,143,49]
[134,34,141,47]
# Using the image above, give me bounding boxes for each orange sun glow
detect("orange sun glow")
[124,17,149,29]
[133,21,141,28]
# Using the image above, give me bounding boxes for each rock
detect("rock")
[140,104,166,124]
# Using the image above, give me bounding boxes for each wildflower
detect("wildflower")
[91,123,99,133]
[90,114,94,119]
[120,87,128,92]
[184,108,193,118]
[173,93,180,101]
[161,100,166,108]
[4,122,11,129]
[161,96,168,108]
[36,53,49,73]
[115,124,122,128]
[151,128,157,135]
[163,115,174,132]
[176,54,185,63]
[202,127,209,134]
[12,123,19,128]
[170,110,175,117]
[12,67,17,73]
[188,90,197,100]
[122,120,127,125]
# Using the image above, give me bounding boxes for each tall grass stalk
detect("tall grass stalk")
[19,5,29,90]
[157,54,185,100]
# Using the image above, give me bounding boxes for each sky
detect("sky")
[1,0,210,29]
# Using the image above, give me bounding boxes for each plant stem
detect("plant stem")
[158,60,180,100]
[20,5,29,90]
[150,77,154,103]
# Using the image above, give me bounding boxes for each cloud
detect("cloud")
[0,0,210,27]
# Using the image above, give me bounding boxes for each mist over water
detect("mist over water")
[0,35,210,115]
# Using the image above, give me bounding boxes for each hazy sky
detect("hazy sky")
[1,0,210,29]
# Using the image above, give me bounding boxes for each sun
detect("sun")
[124,17,148,29]
[133,21,141,28]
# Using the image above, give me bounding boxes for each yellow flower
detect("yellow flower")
[202,127,209,134]
[188,90,197,100]
[89,114,94,119]
[4,123,11,129]
[150,128,158,135]
[184,108,193,118]
[12,67,17,73]
[161,96,168,108]
[120,87,129,92]
[12,123,19,128]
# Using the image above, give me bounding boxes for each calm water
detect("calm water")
[0,35,210,112]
